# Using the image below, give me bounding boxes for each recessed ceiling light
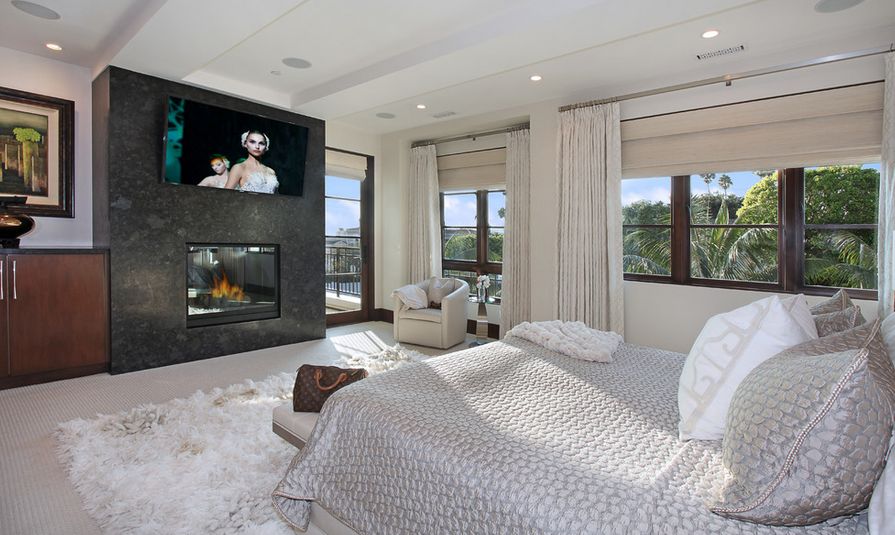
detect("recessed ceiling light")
[281,57,311,69]
[530,75,542,82]
[11,0,60,20]
[416,104,427,110]
[702,29,720,39]
[45,43,62,51]
[814,0,864,13]
[270,70,281,76]
[376,112,396,119]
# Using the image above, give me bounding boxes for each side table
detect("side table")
[469,300,489,347]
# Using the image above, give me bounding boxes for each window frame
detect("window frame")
[440,189,504,299]
[623,169,878,300]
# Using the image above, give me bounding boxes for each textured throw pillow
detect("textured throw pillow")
[775,320,895,397]
[391,285,428,311]
[809,289,853,315]
[711,324,895,526]
[678,296,815,441]
[813,305,865,337]
[426,277,457,306]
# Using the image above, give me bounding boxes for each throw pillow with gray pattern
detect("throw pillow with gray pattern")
[813,305,865,337]
[711,322,895,526]
[808,289,853,315]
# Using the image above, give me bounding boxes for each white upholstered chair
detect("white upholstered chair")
[393,278,469,349]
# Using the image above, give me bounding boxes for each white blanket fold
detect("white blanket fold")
[506,320,623,362]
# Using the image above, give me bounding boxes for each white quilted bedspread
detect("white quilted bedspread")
[272,338,868,534]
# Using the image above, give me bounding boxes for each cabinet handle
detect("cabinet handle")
[0,260,4,301]
[12,260,16,300]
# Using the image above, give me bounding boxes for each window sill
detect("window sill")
[623,275,878,301]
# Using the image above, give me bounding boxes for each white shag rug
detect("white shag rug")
[56,345,425,535]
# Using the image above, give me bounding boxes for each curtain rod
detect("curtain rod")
[411,122,530,148]
[559,43,895,113]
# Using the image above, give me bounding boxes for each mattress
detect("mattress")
[273,338,868,534]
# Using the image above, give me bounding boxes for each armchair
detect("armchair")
[393,278,469,349]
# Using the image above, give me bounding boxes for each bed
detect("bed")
[272,337,869,534]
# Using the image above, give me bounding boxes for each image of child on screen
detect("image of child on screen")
[197,154,230,188]
[224,130,279,194]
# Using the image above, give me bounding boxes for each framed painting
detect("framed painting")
[0,86,74,217]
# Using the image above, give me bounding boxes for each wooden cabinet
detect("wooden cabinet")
[0,251,109,389]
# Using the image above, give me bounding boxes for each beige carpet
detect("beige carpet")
[0,321,472,535]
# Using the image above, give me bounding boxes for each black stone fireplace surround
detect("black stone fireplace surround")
[93,67,325,374]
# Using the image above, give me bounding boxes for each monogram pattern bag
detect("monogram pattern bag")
[293,365,368,412]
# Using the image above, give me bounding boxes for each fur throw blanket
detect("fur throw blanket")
[506,320,622,362]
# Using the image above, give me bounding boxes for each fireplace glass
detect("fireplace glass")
[186,244,279,327]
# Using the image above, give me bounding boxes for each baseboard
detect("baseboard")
[374,308,499,339]
[0,362,109,390]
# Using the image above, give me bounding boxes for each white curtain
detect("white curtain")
[555,102,624,334]
[501,128,531,337]
[407,145,442,283]
[881,52,895,319]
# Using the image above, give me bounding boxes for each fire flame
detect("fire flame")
[211,272,246,302]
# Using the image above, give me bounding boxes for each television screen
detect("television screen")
[162,96,308,196]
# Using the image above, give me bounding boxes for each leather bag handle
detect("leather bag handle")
[314,369,348,391]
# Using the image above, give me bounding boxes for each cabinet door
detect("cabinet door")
[8,254,108,376]
[0,258,7,377]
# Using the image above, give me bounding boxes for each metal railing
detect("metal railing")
[325,245,361,297]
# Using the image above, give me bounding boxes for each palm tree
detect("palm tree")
[717,174,732,196]
[805,230,877,289]
[699,173,715,220]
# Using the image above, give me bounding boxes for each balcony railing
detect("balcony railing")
[325,245,361,297]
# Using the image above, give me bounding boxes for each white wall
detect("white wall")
[0,47,93,246]
[376,50,887,350]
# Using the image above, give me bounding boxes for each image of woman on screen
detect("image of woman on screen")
[197,154,230,188]
[224,130,279,194]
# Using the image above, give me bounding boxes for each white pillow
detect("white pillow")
[779,294,819,340]
[882,312,895,364]
[678,295,815,441]
[427,277,457,305]
[391,285,428,311]
[869,434,895,535]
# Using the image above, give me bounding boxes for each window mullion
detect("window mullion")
[476,190,488,274]
[782,168,804,292]
[671,175,690,284]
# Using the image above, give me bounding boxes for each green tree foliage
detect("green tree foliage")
[443,232,504,262]
[622,200,670,225]
[736,172,778,224]
[690,193,743,224]
[803,166,878,225]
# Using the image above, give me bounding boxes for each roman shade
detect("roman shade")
[325,149,367,180]
[621,82,884,178]
[437,148,506,191]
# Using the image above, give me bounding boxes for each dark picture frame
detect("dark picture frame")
[0,86,74,217]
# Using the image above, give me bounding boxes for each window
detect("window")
[325,175,361,308]
[622,164,879,299]
[441,190,505,302]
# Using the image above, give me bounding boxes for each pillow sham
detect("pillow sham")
[883,312,895,364]
[868,435,895,535]
[712,321,895,526]
[391,285,428,311]
[808,288,853,315]
[678,296,815,441]
[779,294,818,340]
[813,305,865,337]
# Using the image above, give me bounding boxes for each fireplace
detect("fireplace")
[186,244,279,327]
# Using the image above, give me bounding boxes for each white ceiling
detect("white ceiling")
[1,0,893,134]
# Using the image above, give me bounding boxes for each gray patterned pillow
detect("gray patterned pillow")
[809,289,853,315]
[776,321,895,400]
[711,325,895,526]
[813,305,865,337]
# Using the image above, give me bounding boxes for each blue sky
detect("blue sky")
[325,176,360,235]
[442,191,505,227]
[622,163,881,206]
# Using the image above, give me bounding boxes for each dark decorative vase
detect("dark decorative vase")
[0,197,35,248]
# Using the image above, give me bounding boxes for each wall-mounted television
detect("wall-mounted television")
[162,96,308,196]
